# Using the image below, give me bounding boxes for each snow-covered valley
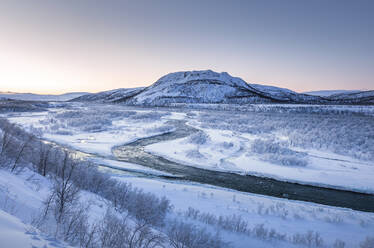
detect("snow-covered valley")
[6,103,374,193]
[1,100,374,248]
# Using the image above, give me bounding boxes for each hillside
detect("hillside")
[123,70,274,105]
[72,70,324,105]
[303,90,362,97]
[328,90,374,104]
[69,70,373,105]
[0,92,88,101]
[72,87,145,102]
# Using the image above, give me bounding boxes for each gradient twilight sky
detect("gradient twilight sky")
[0,0,373,94]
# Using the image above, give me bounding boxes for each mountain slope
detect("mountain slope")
[127,70,328,105]
[327,90,374,104]
[123,70,268,105]
[247,83,325,103]
[72,87,145,102]
[304,90,361,97]
[0,92,88,101]
[70,70,372,105]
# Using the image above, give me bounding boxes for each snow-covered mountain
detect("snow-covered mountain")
[72,70,324,105]
[70,70,373,105]
[327,90,374,104]
[0,92,88,101]
[304,90,361,97]
[124,70,276,105]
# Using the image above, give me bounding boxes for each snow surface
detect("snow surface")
[0,168,108,248]
[2,102,374,247]
[115,174,374,248]
[0,210,73,248]
[1,165,374,248]
[5,104,374,193]
[0,169,74,248]
[146,125,374,193]
[6,108,175,157]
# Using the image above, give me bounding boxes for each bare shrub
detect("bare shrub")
[251,138,308,167]
[36,201,98,248]
[360,236,374,248]
[128,190,171,226]
[188,131,210,145]
[292,230,323,247]
[35,141,54,176]
[59,204,93,245]
[43,151,80,223]
[218,214,248,233]
[0,120,14,157]
[99,210,165,248]
[186,149,205,159]
[166,220,227,248]
[1,118,172,247]
[198,110,374,161]
[185,207,200,219]
[0,118,35,172]
[333,239,346,248]
[252,223,268,240]
[70,160,172,227]
[183,207,289,241]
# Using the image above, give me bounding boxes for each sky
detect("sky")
[0,0,373,94]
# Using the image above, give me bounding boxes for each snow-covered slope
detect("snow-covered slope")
[0,210,73,248]
[72,87,145,102]
[125,70,271,105]
[327,90,374,104]
[304,90,361,97]
[126,70,325,105]
[247,83,324,103]
[70,70,373,105]
[0,92,88,101]
[84,70,322,105]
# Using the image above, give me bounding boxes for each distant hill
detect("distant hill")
[303,90,362,97]
[327,90,374,104]
[72,70,326,105]
[0,92,88,101]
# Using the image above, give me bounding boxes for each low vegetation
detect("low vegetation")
[1,116,373,247]
[0,118,227,247]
